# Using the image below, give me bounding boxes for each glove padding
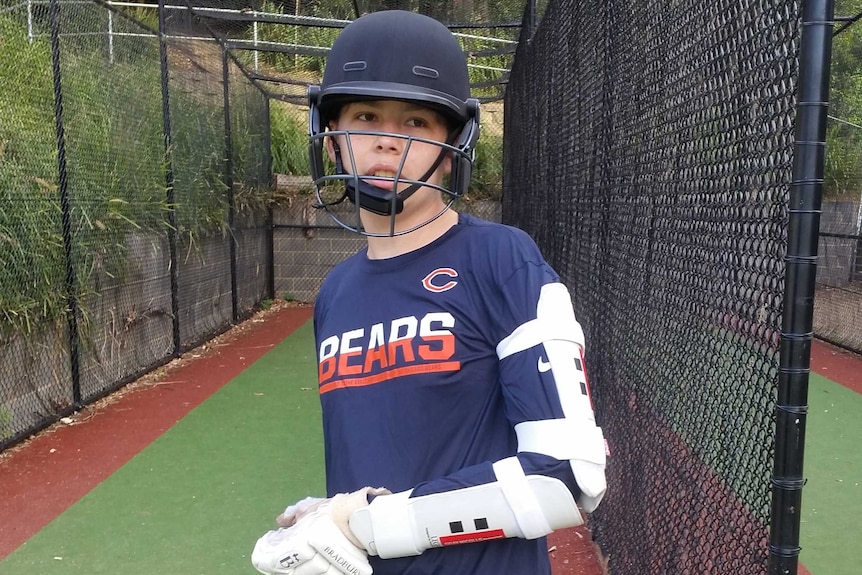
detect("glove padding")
[251,504,372,575]
[277,496,326,528]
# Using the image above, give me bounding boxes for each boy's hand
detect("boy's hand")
[252,502,372,575]
[275,488,391,544]
[253,488,390,574]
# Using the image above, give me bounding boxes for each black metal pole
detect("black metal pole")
[223,47,239,322]
[768,1,833,574]
[527,0,537,37]
[264,95,275,301]
[49,0,81,407]
[158,0,181,356]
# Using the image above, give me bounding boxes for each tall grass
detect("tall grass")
[270,101,309,176]
[0,10,269,335]
[1,13,72,334]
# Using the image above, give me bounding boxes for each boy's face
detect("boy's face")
[326,99,453,193]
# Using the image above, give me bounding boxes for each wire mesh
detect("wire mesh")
[504,1,801,573]
[179,0,518,203]
[816,200,862,353]
[0,0,272,449]
[814,2,862,354]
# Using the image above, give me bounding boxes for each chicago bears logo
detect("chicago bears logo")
[422,268,458,293]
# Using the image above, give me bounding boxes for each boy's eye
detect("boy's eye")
[356,112,376,122]
[406,118,428,128]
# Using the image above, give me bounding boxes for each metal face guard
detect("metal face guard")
[309,129,467,237]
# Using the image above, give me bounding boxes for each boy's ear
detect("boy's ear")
[441,151,452,175]
[325,122,338,163]
[325,136,337,163]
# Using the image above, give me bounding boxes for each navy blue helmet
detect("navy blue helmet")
[308,10,480,235]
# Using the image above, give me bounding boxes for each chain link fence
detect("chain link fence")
[817,199,862,353]
[0,0,272,449]
[504,0,833,574]
[0,0,532,450]
[180,0,516,200]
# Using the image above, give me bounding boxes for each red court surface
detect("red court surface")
[810,340,862,394]
[0,305,314,561]
[1,302,856,574]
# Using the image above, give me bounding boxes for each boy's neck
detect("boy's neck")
[365,209,459,260]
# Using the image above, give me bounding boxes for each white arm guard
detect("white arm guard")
[348,459,581,559]
[346,283,607,561]
[497,282,608,512]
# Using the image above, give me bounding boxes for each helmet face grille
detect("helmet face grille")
[308,127,477,237]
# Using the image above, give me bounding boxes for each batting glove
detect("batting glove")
[252,488,388,575]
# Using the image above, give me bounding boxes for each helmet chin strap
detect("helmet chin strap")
[328,140,450,217]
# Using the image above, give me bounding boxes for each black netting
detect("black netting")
[0,0,272,447]
[505,1,801,573]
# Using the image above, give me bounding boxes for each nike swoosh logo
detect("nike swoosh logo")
[538,356,551,373]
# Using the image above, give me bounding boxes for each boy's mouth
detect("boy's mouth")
[363,169,398,190]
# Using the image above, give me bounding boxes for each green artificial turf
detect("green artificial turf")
[798,373,862,575]
[0,319,323,575]
[1,320,858,575]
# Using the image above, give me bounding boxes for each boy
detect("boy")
[252,10,607,575]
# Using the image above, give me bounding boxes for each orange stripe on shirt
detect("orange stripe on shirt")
[319,361,461,395]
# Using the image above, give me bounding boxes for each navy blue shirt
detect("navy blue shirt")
[314,213,580,575]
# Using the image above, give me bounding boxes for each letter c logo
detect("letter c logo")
[422,268,458,293]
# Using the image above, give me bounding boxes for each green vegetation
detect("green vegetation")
[270,101,310,176]
[470,126,504,199]
[0,407,12,440]
[825,0,862,198]
[0,0,508,339]
[1,13,76,335]
[0,10,269,336]
[6,0,857,342]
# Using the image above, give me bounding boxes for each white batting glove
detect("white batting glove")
[252,488,389,575]
[277,497,327,528]
[252,504,371,575]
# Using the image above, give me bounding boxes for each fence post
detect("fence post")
[107,10,114,64]
[158,0,181,355]
[768,1,834,573]
[222,47,239,322]
[264,96,275,301]
[49,0,82,407]
[27,0,34,43]
[253,18,259,71]
[527,0,537,37]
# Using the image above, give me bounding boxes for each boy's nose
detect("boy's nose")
[374,131,404,152]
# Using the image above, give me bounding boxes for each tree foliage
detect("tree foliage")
[825,0,862,197]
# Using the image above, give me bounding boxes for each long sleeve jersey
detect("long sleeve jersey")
[313,213,584,575]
